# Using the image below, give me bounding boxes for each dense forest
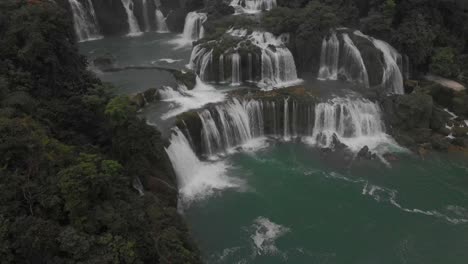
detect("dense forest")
[0,1,201,263]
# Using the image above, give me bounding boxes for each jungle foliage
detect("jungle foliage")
[0,1,201,263]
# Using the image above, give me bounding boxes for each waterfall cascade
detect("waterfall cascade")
[155,9,169,33]
[121,0,142,36]
[318,30,405,94]
[165,128,233,203]
[182,12,207,42]
[307,98,398,153]
[142,0,151,32]
[230,0,277,13]
[68,0,102,42]
[318,32,340,81]
[173,96,400,158]
[355,31,405,94]
[371,39,404,94]
[189,29,300,89]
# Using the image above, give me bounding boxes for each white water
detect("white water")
[121,0,142,36]
[155,9,169,33]
[231,53,241,86]
[318,32,339,81]
[165,128,239,205]
[190,29,300,89]
[306,98,401,154]
[283,97,290,140]
[251,217,290,256]
[340,33,370,88]
[199,99,265,156]
[372,39,404,94]
[160,77,226,120]
[182,12,207,42]
[68,0,102,42]
[230,0,277,14]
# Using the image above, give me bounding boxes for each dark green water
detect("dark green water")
[185,142,468,264]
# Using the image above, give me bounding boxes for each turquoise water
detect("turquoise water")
[185,142,468,264]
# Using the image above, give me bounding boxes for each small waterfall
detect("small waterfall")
[283,98,290,140]
[155,9,169,33]
[372,39,404,94]
[199,50,213,82]
[219,54,225,83]
[339,33,370,88]
[198,99,264,157]
[121,0,142,36]
[68,0,101,42]
[182,12,207,42]
[250,31,299,88]
[165,128,233,203]
[318,32,340,80]
[230,0,277,13]
[142,0,151,32]
[308,98,396,153]
[231,53,241,86]
[189,30,299,88]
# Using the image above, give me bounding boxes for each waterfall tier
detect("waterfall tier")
[189,29,300,89]
[172,95,399,158]
[317,29,405,94]
[182,12,207,42]
[121,0,143,36]
[230,0,277,14]
[68,0,102,42]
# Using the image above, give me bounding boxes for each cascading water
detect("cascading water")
[155,9,169,33]
[142,0,151,32]
[230,0,277,13]
[68,0,102,42]
[372,39,404,94]
[121,0,142,36]
[189,29,300,89]
[165,128,234,204]
[353,31,404,94]
[318,32,340,81]
[198,99,265,157]
[307,98,399,154]
[231,53,241,86]
[182,12,207,42]
[340,33,370,88]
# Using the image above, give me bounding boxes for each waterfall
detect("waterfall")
[307,98,398,153]
[142,0,151,32]
[219,54,225,83]
[372,39,404,94]
[283,98,290,140]
[68,0,102,42]
[155,9,169,33]
[318,32,340,80]
[165,128,233,203]
[252,32,299,88]
[121,0,142,36]
[199,50,213,82]
[198,99,264,157]
[230,0,277,13]
[182,12,207,42]
[231,53,241,86]
[339,33,370,88]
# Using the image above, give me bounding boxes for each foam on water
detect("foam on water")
[157,58,182,64]
[251,217,290,256]
[324,171,468,225]
[160,78,226,120]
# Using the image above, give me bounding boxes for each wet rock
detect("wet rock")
[93,54,116,71]
[431,134,451,151]
[357,146,374,160]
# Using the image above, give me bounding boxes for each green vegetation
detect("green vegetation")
[267,0,468,79]
[0,1,200,263]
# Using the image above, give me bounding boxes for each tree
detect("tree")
[429,47,460,78]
